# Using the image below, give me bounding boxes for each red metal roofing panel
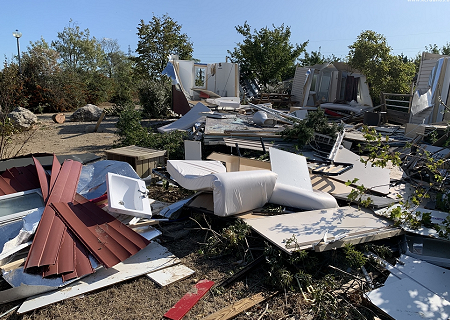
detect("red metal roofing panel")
[52,202,122,268]
[68,204,133,260]
[62,238,95,282]
[24,159,82,270]
[164,280,215,320]
[33,157,50,203]
[42,231,75,277]
[0,176,17,195]
[74,194,150,250]
[49,155,61,195]
[6,165,40,192]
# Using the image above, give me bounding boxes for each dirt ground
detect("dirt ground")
[9,112,120,158]
[1,113,388,320]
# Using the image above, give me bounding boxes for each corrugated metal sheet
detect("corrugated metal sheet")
[24,160,82,270]
[61,239,94,282]
[49,155,61,198]
[33,157,50,203]
[52,197,150,269]
[0,165,40,193]
[0,176,17,195]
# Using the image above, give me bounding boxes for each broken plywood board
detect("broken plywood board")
[202,292,275,320]
[368,277,450,319]
[242,206,393,253]
[333,147,390,195]
[392,255,450,299]
[18,242,179,314]
[146,264,195,287]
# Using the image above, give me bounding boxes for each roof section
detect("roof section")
[52,199,150,268]
[24,159,82,270]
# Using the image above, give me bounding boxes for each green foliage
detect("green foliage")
[299,46,341,67]
[425,43,450,56]
[115,107,186,159]
[281,108,341,148]
[202,220,251,258]
[134,15,193,79]
[138,78,171,118]
[228,22,308,88]
[343,244,367,269]
[52,20,106,72]
[359,125,401,168]
[348,30,416,105]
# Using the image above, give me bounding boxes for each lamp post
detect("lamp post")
[12,30,22,74]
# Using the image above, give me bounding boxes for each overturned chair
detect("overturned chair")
[167,160,277,216]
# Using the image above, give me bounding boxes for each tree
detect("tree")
[299,47,342,67]
[228,22,308,89]
[348,30,416,105]
[52,20,105,72]
[134,15,193,79]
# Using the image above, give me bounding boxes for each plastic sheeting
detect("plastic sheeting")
[77,160,140,200]
[157,102,210,133]
[212,170,277,216]
[167,160,226,191]
[0,208,43,260]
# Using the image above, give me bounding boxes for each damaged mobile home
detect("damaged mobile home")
[0,53,450,319]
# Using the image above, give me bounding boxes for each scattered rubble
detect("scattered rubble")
[0,56,450,320]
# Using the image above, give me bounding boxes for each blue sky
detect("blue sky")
[1,0,450,65]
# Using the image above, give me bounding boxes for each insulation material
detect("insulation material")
[212,170,277,217]
[157,102,210,133]
[270,183,337,210]
[167,160,226,191]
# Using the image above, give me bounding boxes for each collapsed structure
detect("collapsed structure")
[0,53,449,319]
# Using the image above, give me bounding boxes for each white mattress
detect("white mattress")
[213,170,277,216]
[167,160,226,191]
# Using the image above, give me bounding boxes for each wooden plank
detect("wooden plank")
[202,292,275,320]
[146,264,195,287]
[18,242,180,314]
[93,110,106,132]
[1,257,26,272]
[164,279,214,320]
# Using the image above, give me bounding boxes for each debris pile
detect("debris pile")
[0,56,450,319]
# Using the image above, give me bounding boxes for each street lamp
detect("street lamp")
[12,30,22,74]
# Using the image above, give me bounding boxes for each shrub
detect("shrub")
[138,78,171,118]
[115,107,186,159]
[281,108,341,148]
